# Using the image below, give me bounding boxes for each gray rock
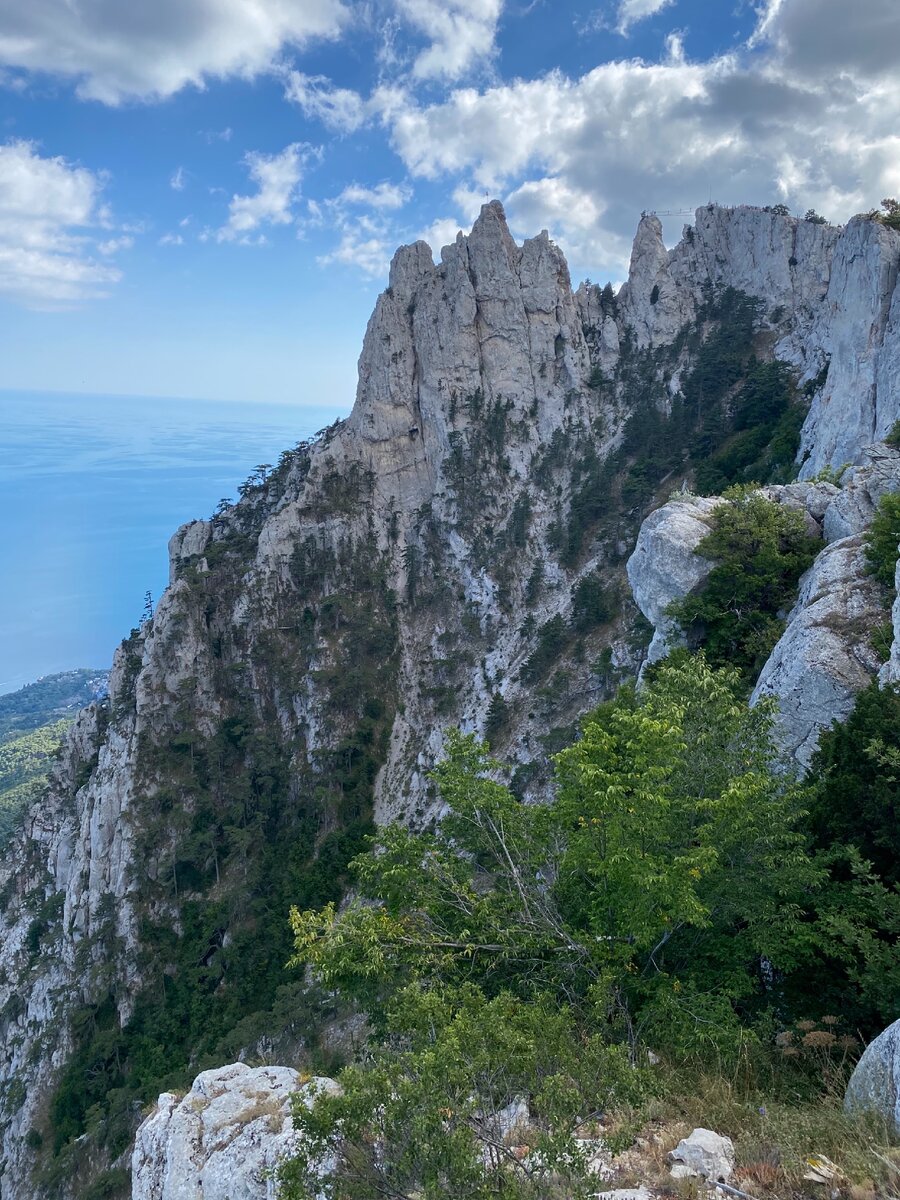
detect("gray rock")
[878,556,900,686]
[844,1019,900,1134]
[668,1127,735,1182]
[821,444,900,542]
[131,1062,339,1200]
[751,536,884,769]
[626,495,724,664]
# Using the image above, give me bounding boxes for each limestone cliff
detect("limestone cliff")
[1,201,899,1200]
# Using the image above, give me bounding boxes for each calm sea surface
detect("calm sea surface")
[0,391,349,694]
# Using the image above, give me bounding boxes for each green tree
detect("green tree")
[864,492,900,587]
[809,682,900,886]
[669,490,820,681]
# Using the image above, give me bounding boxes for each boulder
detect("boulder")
[131,1062,339,1200]
[626,495,724,665]
[844,1019,900,1133]
[668,1127,735,1182]
[751,535,884,769]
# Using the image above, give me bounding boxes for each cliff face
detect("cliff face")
[1,201,899,1199]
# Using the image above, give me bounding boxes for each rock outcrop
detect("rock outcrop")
[132,1063,339,1200]
[844,1019,900,1134]
[751,536,885,768]
[618,207,900,476]
[668,1128,735,1183]
[625,495,723,664]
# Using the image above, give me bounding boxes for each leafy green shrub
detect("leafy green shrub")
[669,491,820,681]
[279,987,642,1200]
[884,419,900,449]
[864,492,900,587]
[809,682,900,887]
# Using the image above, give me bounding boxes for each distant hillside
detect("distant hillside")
[0,669,109,847]
[0,668,109,743]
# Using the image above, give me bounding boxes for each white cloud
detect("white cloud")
[0,139,121,306]
[283,71,371,133]
[158,232,184,246]
[417,216,464,255]
[218,143,309,243]
[97,235,133,255]
[0,0,349,104]
[318,227,393,276]
[336,181,411,209]
[170,166,186,191]
[396,0,503,80]
[615,0,675,35]
[370,10,900,279]
[199,127,233,143]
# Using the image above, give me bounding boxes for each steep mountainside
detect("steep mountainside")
[1,201,899,1199]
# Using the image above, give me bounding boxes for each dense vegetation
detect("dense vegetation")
[0,719,70,846]
[0,670,107,848]
[42,518,401,1175]
[669,489,820,681]
[0,668,106,741]
[282,656,900,1199]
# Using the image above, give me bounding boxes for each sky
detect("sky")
[0,0,898,407]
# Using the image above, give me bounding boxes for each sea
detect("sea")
[0,391,349,695]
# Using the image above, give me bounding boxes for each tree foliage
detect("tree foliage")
[863,491,900,587]
[668,490,820,681]
[281,655,900,1198]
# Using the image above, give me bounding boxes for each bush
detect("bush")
[668,491,820,682]
[863,492,900,587]
[809,682,900,887]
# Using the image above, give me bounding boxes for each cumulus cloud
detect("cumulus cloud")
[752,0,900,80]
[283,71,383,133]
[0,0,349,104]
[217,143,310,243]
[312,179,413,276]
[417,215,464,255]
[158,233,184,246]
[97,235,133,255]
[396,0,503,79]
[369,5,900,278]
[336,181,411,209]
[615,0,675,35]
[317,224,393,276]
[0,139,121,306]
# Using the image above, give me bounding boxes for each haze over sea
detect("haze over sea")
[0,391,348,695]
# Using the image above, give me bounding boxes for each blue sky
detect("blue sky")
[1,0,898,407]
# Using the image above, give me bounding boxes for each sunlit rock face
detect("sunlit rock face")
[131,1064,339,1200]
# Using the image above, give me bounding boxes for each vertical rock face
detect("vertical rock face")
[618,205,900,477]
[750,537,885,769]
[2,199,900,1200]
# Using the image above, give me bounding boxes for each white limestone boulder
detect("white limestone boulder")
[626,495,725,664]
[844,1019,900,1134]
[878,557,900,685]
[668,1128,735,1182]
[131,1062,339,1200]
